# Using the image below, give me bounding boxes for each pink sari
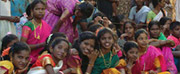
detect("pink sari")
[167,35,180,48]
[132,45,167,74]
[22,20,52,64]
[43,0,79,43]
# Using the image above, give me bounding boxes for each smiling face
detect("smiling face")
[80,39,95,56]
[52,41,69,60]
[136,33,148,49]
[124,23,135,38]
[12,50,30,70]
[100,32,114,50]
[126,47,139,61]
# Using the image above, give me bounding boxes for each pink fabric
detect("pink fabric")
[23,20,51,64]
[43,0,79,43]
[167,35,180,48]
[132,45,167,74]
[117,50,122,58]
[157,47,177,74]
[21,26,32,38]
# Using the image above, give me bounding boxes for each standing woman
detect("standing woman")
[21,0,52,64]
[43,0,94,43]
[132,29,169,74]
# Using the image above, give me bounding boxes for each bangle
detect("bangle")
[88,63,94,67]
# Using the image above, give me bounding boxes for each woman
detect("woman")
[43,0,94,43]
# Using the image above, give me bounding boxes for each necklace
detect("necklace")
[100,49,113,68]
[32,19,42,40]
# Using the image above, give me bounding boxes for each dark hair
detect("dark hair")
[148,21,160,31]
[111,15,124,28]
[170,21,180,30]
[88,24,103,33]
[73,31,97,74]
[78,2,94,19]
[31,0,46,10]
[109,24,116,30]
[26,4,31,17]
[92,12,105,20]
[123,41,138,54]
[123,21,136,33]
[1,34,18,54]
[9,42,30,56]
[152,0,162,8]
[159,17,171,26]
[40,32,67,54]
[134,29,148,40]
[50,38,70,55]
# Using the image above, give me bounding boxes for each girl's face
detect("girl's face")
[125,23,135,37]
[100,32,114,50]
[12,50,30,70]
[52,41,69,60]
[135,0,144,6]
[172,25,180,38]
[136,33,148,48]
[32,3,45,19]
[80,39,95,56]
[126,47,139,61]
[7,39,18,48]
[159,0,166,8]
[149,25,160,39]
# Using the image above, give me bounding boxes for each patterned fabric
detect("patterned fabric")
[117,0,132,18]
[167,35,180,48]
[0,60,14,74]
[43,0,79,43]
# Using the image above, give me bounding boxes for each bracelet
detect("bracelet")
[88,63,94,67]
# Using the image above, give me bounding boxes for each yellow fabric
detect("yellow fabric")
[101,68,121,74]
[41,56,54,67]
[116,59,127,68]
[170,0,176,21]
[154,57,160,68]
[0,60,14,74]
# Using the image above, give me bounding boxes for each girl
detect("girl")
[132,29,169,74]
[128,0,151,24]
[28,38,71,74]
[148,21,177,74]
[118,41,139,74]
[44,0,94,43]
[61,31,99,74]
[146,0,166,24]
[159,17,172,37]
[0,34,18,60]
[0,42,31,74]
[21,0,51,64]
[91,28,121,74]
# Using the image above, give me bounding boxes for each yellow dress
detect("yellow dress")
[0,60,14,74]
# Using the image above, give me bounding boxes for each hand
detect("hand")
[16,59,32,74]
[103,17,111,27]
[69,68,77,74]
[127,58,135,70]
[120,33,128,39]
[70,48,79,56]
[94,16,103,24]
[148,39,159,44]
[166,40,175,47]
[8,16,20,22]
[87,50,99,64]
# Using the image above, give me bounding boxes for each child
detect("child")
[132,29,169,74]
[159,17,172,37]
[0,42,31,74]
[0,34,18,60]
[128,0,151,24]
[91,28,121,74]
[117,41,139,74]
[28,38,71,74]
[21,0,51,64]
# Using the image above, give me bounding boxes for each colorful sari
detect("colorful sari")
[43,0,79,43]
[22,20,51,64]
[27,54,63,74]
[167,35,180,48]
[158,32,167,40]
[132,45,167,74]
[0,60,14,74]
[91,51,121,74]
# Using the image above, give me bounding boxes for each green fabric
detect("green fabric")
[24,21,35,31]
[91,51,119,74]
[146,11,156,22]
[158,32,167,40]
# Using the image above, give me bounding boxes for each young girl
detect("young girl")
[159,17,172,37]
[132,29,169,74]
[118,41,139,74]
[0,34,18,60]
[148,21,177,74]
[28,38,71,74]
[60,31,99,74]
[128,0,151,24]
[146,0,166,24]
[0,42,31,74]
[21,0,51,64]
[91,28,121,74]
